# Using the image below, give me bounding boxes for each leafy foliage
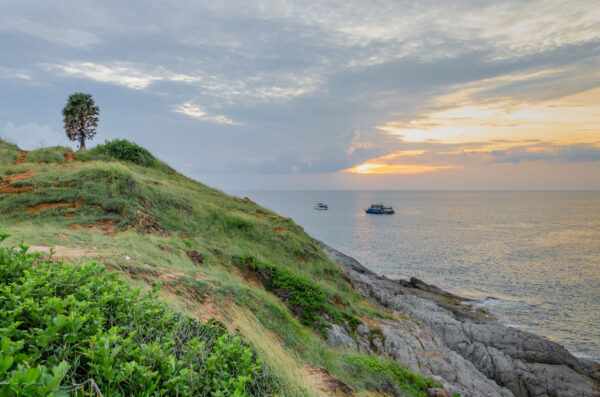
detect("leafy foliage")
[235,255,361,337]
[0,232,278,396]
[345,354,443,397]
[93,140,156,167]
[62,93,99,150]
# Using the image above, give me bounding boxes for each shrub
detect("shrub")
[95,139,156,167]
[346,354,443,396]
[223,216,254,233]
[101,197,127,213]
[0,232,279,396]
[235,255,361,337]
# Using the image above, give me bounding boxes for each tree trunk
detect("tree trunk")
[79,137,86,150]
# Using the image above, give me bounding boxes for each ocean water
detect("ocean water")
[231,190,600,361]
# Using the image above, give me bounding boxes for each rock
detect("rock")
[358,340,372,353]
[380,381,401,396]
[326,324,357,350]
[371,336,383,353]
[426,388,452,397]
[356,323,370,338]
[186,250,204,265]
[316,239,600,397]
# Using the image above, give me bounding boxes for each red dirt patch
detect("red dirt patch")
[3,169,35,183]
[0,185,32,194]
[301,365,353,396]
[275,227,286,234]
[64,152,76,163]
[68,219,120,235]
[0,169,35,194]
[14,150,28,164]
[256,210,265,218]
[27,200,84,213]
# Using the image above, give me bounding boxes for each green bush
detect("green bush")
[94,139,156,167]
[346,354,443,396]
[0,232,279,396]
[223,216,254,233]
[101,197,127,213]
[235,255,361,337]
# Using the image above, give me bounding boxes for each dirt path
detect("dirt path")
[28,245,99,259]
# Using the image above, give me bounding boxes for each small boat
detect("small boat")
[365,204,395,214]
[314,203,329,210]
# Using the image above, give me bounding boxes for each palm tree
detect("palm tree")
[62,93,99,150]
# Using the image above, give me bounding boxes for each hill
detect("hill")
[0,139,442,396]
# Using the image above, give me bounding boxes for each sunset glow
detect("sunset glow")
[348,162,455,174]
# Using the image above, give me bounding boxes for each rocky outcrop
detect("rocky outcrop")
[326,324,358,350]
[316,240,600,397]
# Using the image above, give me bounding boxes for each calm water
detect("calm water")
[231,190,600,361]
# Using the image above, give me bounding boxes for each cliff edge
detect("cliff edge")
[317,240,600,397]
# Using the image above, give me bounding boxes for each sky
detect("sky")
[1,0,599,190]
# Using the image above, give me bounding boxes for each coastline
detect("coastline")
[316,239,600,397]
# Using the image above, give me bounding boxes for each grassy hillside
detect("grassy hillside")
[0,139,438,396]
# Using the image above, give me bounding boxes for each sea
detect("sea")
[230,190,600,361]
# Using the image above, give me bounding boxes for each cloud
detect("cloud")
[45,62,201,90]
[0,16,99,48]
[1,122,71,150]
[174,103,240,125]
[0,68,31,81]
[232,140,382,174]
[490,144,600,164]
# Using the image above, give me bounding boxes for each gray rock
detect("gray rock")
[371,336,383,353]
[316,240,600,397]
[356,323,370,338]
[358,339,372,353]
[326,324,357,350]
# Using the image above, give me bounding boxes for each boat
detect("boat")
[365,204,395,214]
[314,203,329,210]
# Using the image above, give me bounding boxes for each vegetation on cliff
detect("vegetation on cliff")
[0,138,440,396]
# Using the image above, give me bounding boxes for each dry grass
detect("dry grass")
[28,245,100,259]
[229,306,310,396]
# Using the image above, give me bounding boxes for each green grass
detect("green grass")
[0,140,19,167]
[26,147,72,164]
[0,138,442,396]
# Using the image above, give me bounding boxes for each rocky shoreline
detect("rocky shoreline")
[316,240,600,397]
